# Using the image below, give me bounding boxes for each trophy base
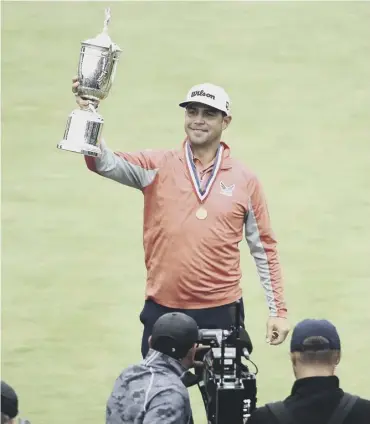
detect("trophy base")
[58,108,104,158]
[57,141,101,157]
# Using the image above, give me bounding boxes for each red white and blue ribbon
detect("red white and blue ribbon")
[185,141,224,202]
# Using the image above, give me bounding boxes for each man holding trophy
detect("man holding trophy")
[60,9,290,361]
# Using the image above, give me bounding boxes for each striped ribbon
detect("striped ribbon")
[185,141,224,202]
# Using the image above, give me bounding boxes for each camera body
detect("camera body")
[197,302,258,424]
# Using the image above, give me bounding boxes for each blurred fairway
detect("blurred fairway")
[2,1,370,423]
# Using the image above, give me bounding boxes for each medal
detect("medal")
[196,206,208,220]
[185,141,223,221]
[185,141,224,203]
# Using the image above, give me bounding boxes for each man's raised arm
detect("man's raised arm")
[84,140,167,190]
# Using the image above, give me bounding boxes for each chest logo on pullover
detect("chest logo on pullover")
[220,181,235,197]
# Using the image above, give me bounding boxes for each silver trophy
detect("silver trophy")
[57,8,121,157]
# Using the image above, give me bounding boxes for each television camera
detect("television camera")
[196,301,258,424]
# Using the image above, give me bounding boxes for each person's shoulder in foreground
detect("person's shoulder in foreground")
[2,380,19,424]
[248,318,370,424]
[1,380,30,424]
[106,312,198,424]
[107,360,190,424]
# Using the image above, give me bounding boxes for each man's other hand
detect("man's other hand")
[266,317,290,345]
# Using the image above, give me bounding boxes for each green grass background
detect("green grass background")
[2,1,370,423]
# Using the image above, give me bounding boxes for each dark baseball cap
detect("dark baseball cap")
[151,312,199,360]
[290,319,341,352]
[1,381,19,418]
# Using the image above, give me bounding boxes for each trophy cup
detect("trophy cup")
[57,8,121,157]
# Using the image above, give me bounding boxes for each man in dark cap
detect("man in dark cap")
[1,381,18,424]
[249,319,370,424]
[106,312,199,424]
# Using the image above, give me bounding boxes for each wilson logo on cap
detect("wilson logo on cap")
[179,83,232,116]
[191,90,216,100]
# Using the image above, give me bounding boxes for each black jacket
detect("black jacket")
[249,376,370,424]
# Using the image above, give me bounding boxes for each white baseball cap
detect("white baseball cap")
[179,83,232,116]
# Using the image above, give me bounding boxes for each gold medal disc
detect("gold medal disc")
[196,207,208,220]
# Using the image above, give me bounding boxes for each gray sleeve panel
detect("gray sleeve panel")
[244,198,277,316]
[94,139,159,190]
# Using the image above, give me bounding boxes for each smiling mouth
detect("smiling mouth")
[192,128,207,132]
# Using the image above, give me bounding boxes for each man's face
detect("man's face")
[184,102,231,146]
